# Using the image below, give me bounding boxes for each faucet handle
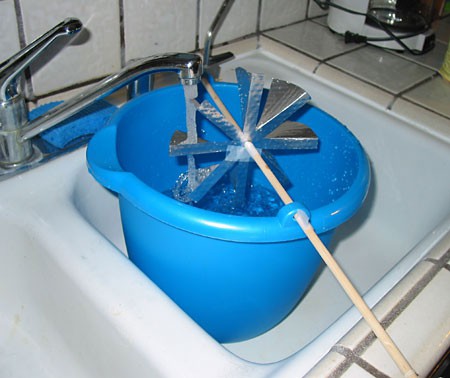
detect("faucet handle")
[0,17,82,102]
[203,0,235,71]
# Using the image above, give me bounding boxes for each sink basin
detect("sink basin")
[1,41,449,377]
[0,149,254,377]
[0,160,184,377]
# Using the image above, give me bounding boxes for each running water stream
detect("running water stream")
[183,83,199,192]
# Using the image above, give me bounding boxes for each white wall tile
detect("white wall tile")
[260,0,307,31]
[9,0,324,97]
[123,0,197,62]
[308,0,328,18]
[20,0,121,96]
[0,0,21,63]
[199,0,259,49]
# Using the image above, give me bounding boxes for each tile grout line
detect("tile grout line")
[13,0,26,49]
[260,33,322,63]
[425,249,450,271]
[383,45,442,73]
[394,72,439,98]
[386,96,397,111]
[332,248,450,377]
[316,58,448,114]
[263,17,366,60]
[320,44,367,64]
[312,61,323,74]
[260,18,309,35]
[398,54,443,72]
[388,97,450,121]
[331,345,391,378]
[118,0,126,68]
[305,0,311,19]
[205,32,258,50]
[261,32,371,78]
[195,0,201,52]
[256,0,262,48]
[13,0,35,102]
[256,0,262,42]
[309,14,328,23]
[318,61,394,94]
[387,72,450,120]
[31,75,109,103]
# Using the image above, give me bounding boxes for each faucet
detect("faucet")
[0,18,202,170]
[202,0,235,69]
[127,0,234,101]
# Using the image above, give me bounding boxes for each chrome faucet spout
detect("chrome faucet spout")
[0,17,202,169]
[20,53,203,141]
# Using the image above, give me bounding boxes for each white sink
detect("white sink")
[1,42,449,377]
[1,150,253,378]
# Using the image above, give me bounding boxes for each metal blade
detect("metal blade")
[169,130,230,156]
[194,99,242,141]
[229,161,250,208]
[188,159,236,202]
[255,79,310,140]
[261,150,292,188]
[236,67,265,139]
[257,121,319,150]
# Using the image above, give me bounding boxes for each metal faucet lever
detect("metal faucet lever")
[203,0,235,68]
[0,18,82,101]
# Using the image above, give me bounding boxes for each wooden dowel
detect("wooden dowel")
[201,76,418,378]
[299,222,418,378]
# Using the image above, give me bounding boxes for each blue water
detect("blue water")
[168,175,283,217]
[197,181,283,216]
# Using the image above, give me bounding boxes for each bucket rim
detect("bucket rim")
[87,84,370,243]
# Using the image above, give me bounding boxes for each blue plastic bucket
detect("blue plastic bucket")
[87,82,370,343]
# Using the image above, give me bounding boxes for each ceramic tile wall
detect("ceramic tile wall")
[20,0,121,97]
[1,0,315,99]
[260,0,307,30]
[0,0,20,62]
[123,0,197,62]
[199,0,260,47]
[263,15,450,120]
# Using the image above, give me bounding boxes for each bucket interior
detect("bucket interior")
[114,83,365,215]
